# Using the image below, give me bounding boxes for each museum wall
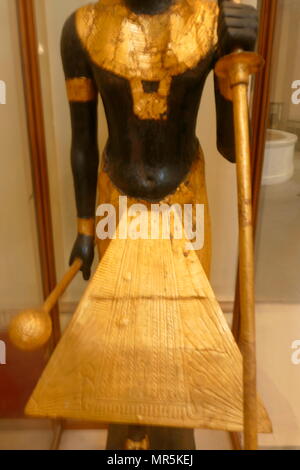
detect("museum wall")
[0,0,42,314]
[269,0,300,126]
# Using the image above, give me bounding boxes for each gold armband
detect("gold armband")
[78,218,95,237]
[66,77,98,102]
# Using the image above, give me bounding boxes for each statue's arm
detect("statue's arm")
[213,1,258,163]
[61,13,99,280]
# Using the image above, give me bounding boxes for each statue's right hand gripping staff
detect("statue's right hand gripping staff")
[217,0,258,56]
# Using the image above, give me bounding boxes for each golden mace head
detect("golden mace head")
[9,309,52,351]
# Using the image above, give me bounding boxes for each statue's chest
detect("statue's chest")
[77,4,218,120]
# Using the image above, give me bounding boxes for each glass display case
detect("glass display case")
[0,0,299,451]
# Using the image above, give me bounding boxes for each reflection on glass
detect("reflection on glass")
[256,0,300,304]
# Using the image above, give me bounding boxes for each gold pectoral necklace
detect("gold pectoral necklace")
[76,0,219,120]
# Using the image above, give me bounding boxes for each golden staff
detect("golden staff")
[9,258,82,351]
[215,0,264,451]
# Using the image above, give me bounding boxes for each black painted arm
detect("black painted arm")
[214,0,258,163]
[69,101,99,219]
[61,13,99,280]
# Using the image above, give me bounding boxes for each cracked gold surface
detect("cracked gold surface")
[66,77,98,102]
[76,0,219,119]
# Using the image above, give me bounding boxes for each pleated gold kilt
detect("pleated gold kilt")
[97,146,211,279]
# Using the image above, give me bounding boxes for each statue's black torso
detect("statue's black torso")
[93,58,213,201]
[62,0,219,201]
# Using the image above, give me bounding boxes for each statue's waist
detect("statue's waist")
[101,146,204,203]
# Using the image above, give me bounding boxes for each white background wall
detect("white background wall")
[0,0,42,312]
[269,0,300,124]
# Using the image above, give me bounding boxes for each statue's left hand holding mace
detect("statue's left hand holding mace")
[9,257,83,351]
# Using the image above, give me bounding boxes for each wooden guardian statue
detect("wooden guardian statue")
[10,0,272,450]
[62,0,259,280]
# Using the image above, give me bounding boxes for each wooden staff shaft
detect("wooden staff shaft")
[43,258,83,314]
[216,0,262,448]
[232,71,257,450]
